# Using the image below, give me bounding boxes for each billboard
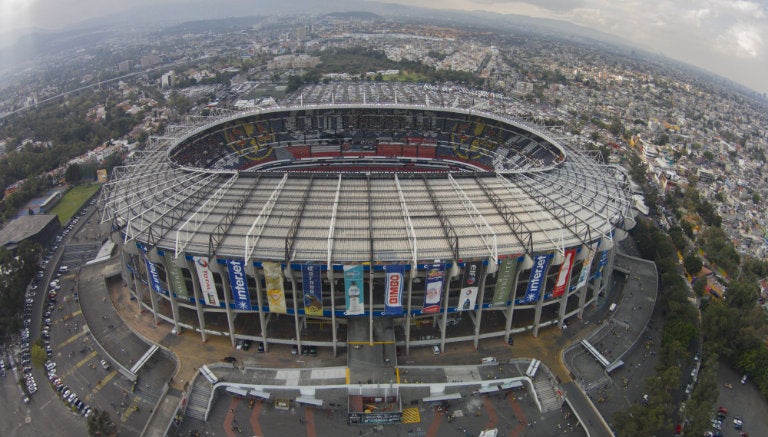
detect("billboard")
[96,168,109,183]
[344,265,364,316]
[164,252,189,299]
[575,242,598,289]
[523,254,550,304]
[301,264,323,316]
[421,261,445,314]
[226,259,252,311]
[552,249,577,298]
[144,256,164,295]
[593,250,609,280]
[456,261,482,311]
[193,256,220,307]
[492,257,518,306]
[383,265,405,316]
[263,261,287,314]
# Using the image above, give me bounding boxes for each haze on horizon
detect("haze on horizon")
[0,0,765,95]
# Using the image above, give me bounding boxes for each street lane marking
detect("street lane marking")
[120,395,141,422]
[58,330,88,348]
[85,370,118,401]
[61,350,98,378]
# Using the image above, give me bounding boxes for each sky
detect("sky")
[0,0,766,94]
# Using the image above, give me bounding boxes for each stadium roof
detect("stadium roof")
[100,83,634,265]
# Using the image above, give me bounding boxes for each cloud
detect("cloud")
[716,25,765,58]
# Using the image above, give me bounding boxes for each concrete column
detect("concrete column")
[179,255,207,342]
[328,267,337,357]
[210,260,235,347]
[246,263,267,351]
[404,265,415,356]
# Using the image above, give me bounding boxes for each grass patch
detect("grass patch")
[49,183,101,225]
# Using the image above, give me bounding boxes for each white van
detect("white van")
[481,357,498,365]
[432,345,440,355]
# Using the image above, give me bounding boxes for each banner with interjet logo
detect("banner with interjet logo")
[383,265,405,316]
[301,264,323,316]
[523,254,550,304]
[227,259,252,311]
[193,256,221,307]
[457,261,483,311]
[552,249,577,298]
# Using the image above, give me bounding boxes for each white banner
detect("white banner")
[193,256,221,307]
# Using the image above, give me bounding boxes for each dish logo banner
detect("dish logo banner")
[227,259,252,311]
[552,249,577,298]
[301,264,323,316]
[523,254,551,304]
[164,252,189,299]
[263,261,287,314]
[344,265,365,316]
[383,265,405,316]
[421,261,445,314]
[457,261,483,311]
[193,256,221,307]
[576,242,598,289]
[492,256,519,307]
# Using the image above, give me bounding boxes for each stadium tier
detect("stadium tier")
[100,82,635,353]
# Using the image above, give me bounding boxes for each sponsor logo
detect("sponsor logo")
[528,255,548,295]
[228,260,248,303]
[387,273,402,305]
[196,258,208,268]
[466,263,477,285]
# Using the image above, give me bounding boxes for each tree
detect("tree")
[692,278,707,296]
[64,163,82,184]
[31,343,46,367]
[683,254,702,275]
[87,409,117,437]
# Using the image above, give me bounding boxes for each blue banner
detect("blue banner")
[144,257,164,295]
[422,261,445,314]
[593,250,609,279]
[383,265,406,316]
[301,264,323,316]
[523,254,550,304]
[344,265,365,316]
[227,259,252,311]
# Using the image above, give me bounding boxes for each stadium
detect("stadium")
[99,82,635,357]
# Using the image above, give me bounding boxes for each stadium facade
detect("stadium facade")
[100,83,635,355]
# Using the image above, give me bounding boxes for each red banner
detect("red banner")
[552,249,577,298]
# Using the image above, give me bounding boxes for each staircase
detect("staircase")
[185,382,212,421]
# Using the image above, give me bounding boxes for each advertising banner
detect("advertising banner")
[344,265,365,316]
[263,261,287,314]
[523,254,550,304]
[383,265,406,316]
[456,261,482,311]
[144,256,164,295]
[164,252,189,299]
[492,257,518,306]
[552,249,577,298]
[576,242,598,289]
[193,256,221,307]
[226,259,252,311]
[301,264,323,316]
[422,261,445,314]
[593,250,609,280]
